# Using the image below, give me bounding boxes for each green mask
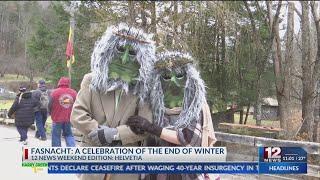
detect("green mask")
[161,70,186,108]
[108,44,140,84]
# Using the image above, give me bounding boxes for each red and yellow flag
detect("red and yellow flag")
[66,25,75,68]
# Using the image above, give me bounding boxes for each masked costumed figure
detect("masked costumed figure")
[71,23,155,180]
[127,51,217,180]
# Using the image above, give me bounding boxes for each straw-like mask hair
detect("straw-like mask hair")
[150,51,206,128]
[90,23,156,102]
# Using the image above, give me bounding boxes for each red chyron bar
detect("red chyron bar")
[23,148,28,160]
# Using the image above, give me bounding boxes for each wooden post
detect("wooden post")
[244,104,250,124]
[239,107,244,124]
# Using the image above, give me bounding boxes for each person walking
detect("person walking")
[32,80,50,141]
[8,86,39,145]
[49,77,77,147]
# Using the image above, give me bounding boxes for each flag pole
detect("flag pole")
[68,9,75,83]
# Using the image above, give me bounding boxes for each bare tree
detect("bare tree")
[268,2,294,135]
[310,1,320,142]
[140,2,147,31]
[283,2,294,134]
[299,1,318,141]
[244,1,282,126]
[150,1,158,45]
[128,1,135,25]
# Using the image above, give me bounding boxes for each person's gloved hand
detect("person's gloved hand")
[126,115,163,137]
[129,125,145,135]
[88,126,118,146]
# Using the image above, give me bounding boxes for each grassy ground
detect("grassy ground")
[0,100,14,110]
[234,113,280,128]
[0,74,42,82]
[0,74,27,81]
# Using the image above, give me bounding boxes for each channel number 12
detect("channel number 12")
[265,147,281,158]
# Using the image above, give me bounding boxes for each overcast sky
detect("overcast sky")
[278,1,301,38]
[278,1,319,39]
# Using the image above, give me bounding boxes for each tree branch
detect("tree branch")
[243,1,257,33]
[254,1,269,24]
[265,1,283,53]
[310,1,320,23]
[294,6,302,19]
[271,1,283,36]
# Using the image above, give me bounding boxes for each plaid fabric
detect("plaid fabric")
[143,112,205,180]
[167,112,203,147]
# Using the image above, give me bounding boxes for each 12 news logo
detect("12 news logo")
[263,147,282,162]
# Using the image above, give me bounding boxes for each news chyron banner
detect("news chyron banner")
[258,147,307,174]
[21,147,307,174]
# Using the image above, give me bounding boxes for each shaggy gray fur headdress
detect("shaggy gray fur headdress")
[90,23,156,102]
[151,51,207,128]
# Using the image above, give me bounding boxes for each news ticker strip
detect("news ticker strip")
[22,147,308,174]
[46,162,307,174]
[22,147,227,163]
